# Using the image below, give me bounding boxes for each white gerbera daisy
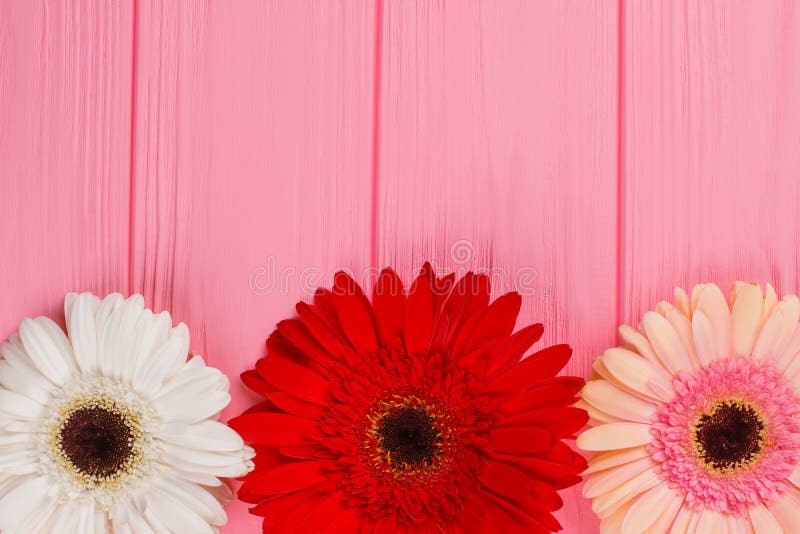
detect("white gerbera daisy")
[0,293,254,533]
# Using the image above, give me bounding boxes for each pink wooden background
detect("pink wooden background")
[1,1,799,532]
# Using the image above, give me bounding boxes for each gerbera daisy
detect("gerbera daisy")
[577,282,800,533]
[231,263,588,532]
[0,292,254,533]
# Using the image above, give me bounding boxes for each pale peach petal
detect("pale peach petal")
[618,325,664,370]
[575,398,623,426]
[770,487,800,531]
[692,310,718,366]
[602,347,675,404]
[621,483,682,534]
[695,507,726,534]
[748,502,784,534]
[592,467,661,518]
[693,283,733,360]
[583,457,656,499]
[664,307,701,369]
[753,297,800,362]
[642,311,693,373]
[599,499,634,534]
[674,287,691,318]
[669,505,697,534]
[585,446,650,475]
[788,466,800,489]
[577,422,653,451]
[762,283,779,325]
[731,282,764,358]
[774,323,800,372]
[582,380,657,423]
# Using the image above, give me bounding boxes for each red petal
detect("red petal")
[241,370,274,398]
[296,493,346,533]
[256,357,328,405]
[324,507,361,532]
[501,376,584,414]
[331,272,379,353]
[244,461,328,496]
[404,273,434,355]
[489,452,577,481]
[529,480,564,511]
[488,427,553,455]
[499,407,589,437]
[278,445,320,459]
[229,413,317,445]
[478,460,532,502]
[488,344,572,393]
[267,391,326,419]
[488,323,545,374]
[276,320,336,368]
[373,268,405,344]
[444,272,490,336]
[466,292,522,349]
[248,487,313,517]
[296,302,357,360]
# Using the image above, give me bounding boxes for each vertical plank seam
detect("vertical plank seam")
[615,0,626,331]
[369,0,384,269]
[127,0,139,296]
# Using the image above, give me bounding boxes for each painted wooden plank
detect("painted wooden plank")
[622,1,800,323]
[0,1,133,336]
[376,2,619,531]
[129,1,377,531]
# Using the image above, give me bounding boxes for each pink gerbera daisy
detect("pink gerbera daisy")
[577,282,800,533]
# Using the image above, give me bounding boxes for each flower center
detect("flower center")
[376,407,440,467]
[692,399,765,473]
[59,406,136,479]
[49,394,145,489]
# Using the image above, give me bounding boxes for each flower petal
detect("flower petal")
[581,380,656,423]
[583,457,656,499]
[0,476,52,532]
[577,422,653,451]
[692,283,733,360]
[256,357,328,405]
[641,311,692,373]
[600,348,674,402]
[330,272,378,353]
[620,483,681,534]
[584,446,649,475]
[730,282,764,358]
[18,318,72,384]
[749,502,784,534]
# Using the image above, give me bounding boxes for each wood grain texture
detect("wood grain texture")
[129,1,376,531]
[376,2,618,532]
[0,1,133,336]
[622,1,800,323]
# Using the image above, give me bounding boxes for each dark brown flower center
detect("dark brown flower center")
[693,400,765,472]
[376,407,441,468]
[59,406,135,478]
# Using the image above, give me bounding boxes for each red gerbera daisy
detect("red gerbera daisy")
[231,264,588,532]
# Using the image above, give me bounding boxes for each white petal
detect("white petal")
[600,348,674,402]
[0,476,53,532]
[749,502,783,534]
[0,389,42,419]
[97,294,130,378]
[585,446,650,474]
[152,477,227,526]
[163,448,252,478]
[0,361,51,404]
[582,381,656,423]
[731,282,764,358]
[130,311,172,379]
[18,318,72,384]
[157,390,230,424]
[692,283,732,361]
[66,292,100,374]
[156,365,226,405]
[132,323,189,396]
[621,483,680,534]
[165,467,223,487]
[642,312,692,373]
[145,487,215,534]
[159,421,245,452]
[100,295,145,380]
[577,422,653,451]
[584,457,656,498]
